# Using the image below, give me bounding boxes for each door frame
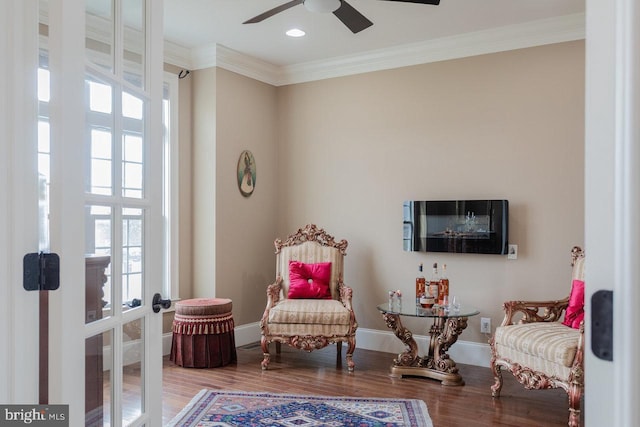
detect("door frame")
[582,0,638,425]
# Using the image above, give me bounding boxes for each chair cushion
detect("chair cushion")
[268,299,351,325]
[494,344,572,381]
[287,261,332,299]
[562,279,585,329]
[493,322,580,368]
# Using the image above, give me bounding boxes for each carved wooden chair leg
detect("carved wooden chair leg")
[568,408,580,427]
[346,337,356,372]
[567,382,582,427]
[261,337,270,370]
[490,360,503,397]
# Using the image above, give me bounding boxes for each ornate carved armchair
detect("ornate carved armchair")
[490,246,585,427]
[260,224,357,371]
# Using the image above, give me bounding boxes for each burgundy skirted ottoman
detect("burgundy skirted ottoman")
[170,298,237,368]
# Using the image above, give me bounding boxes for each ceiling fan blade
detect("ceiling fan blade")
[243,0,303,24]
[333,1,373,34]
[381,0,440,4]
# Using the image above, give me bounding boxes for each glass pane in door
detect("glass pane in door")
[122,0,145,89]
[37,111,51,252]
[122,207,144,305]
[37,45,51,253]
[85,0,114,74]
[122,91,145,199]
[86,205,113,321]
[122,318,144,424]
[86,329,112,427]
[87,78,115,196]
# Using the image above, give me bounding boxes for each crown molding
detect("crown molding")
[214,45,282,86]
[181,12,585,87]
[279,12,585,85]
[164,39,192,70]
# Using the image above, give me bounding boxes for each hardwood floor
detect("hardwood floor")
[163,343,579,426]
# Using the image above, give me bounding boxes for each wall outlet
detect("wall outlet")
[507,244,518,260]
[480,317,491,334]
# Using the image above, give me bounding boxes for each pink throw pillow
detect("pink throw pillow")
[287,261,332,299]
[562,279,585,329]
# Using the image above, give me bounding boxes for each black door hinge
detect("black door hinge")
[23,252,60,291]
[591,290,613,361]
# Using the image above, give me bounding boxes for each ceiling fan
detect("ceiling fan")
[243,0,441,34]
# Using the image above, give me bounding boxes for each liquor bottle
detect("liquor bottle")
[419,289,434,308]
[439,264,450,306]
[415,263,426,307]
[428,262,440,306]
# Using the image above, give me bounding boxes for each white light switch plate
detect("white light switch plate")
[508,244,518,260]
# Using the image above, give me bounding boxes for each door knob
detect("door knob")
[152,293,171,313]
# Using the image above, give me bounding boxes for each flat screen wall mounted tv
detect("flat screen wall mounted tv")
[403,200,509,255]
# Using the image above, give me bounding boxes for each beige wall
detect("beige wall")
[177,71,193,300]
[189,40,585,344]
[192,67,218,299]
[191,68,280,325]
[215,69,279,325]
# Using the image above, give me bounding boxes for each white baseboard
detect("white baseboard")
[233,321,262,347]
[223,322,491,368]
[163,332,173,355]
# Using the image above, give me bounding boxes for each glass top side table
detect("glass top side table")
[377,303,480,386]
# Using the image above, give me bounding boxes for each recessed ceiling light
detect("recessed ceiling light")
[286,28,306,38]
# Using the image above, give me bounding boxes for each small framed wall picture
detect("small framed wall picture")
[237,150,256,197]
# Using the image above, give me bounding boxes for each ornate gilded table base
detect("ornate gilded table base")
[382,312,469,386]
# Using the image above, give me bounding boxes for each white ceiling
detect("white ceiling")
[163,0,585,69]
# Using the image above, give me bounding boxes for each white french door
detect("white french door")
[39,0,165,426]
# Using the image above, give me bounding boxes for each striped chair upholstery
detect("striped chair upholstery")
[260,224,357,371]
[490,246,585,427]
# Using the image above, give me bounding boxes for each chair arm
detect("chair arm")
[337,281,354,311]
[573,320,586,367]
[338,282,358,334]
[500,297,569,326]
[260,277,283,333]
[265,276,283,308]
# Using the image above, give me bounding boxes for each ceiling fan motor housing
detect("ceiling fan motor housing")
[303,0,342,13]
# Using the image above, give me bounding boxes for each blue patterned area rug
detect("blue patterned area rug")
[167,389,433,427]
